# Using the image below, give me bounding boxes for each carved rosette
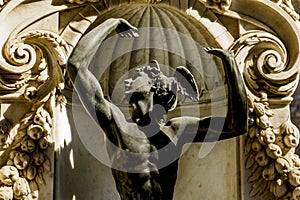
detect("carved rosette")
[231,30,300,199]
[0,29,69,199]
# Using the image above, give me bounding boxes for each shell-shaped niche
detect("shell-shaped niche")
[80,4,226,106]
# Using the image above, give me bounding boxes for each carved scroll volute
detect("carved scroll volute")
[0,30,70,199]
[231,30,300,199]
[0,30,70,100]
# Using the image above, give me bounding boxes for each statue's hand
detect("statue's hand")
[115,18,139,38]
[204,47,234,59]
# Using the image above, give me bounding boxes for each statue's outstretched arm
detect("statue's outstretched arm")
[67,18,138,126]
[204,48,248,135]
[169,48,248,143]
[193,48,248,141]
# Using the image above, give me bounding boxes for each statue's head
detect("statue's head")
[124,61,199,123]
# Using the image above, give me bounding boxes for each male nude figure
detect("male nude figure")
[67,18,248,200]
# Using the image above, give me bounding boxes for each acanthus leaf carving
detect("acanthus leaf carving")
[0,27,70,199]
[1,30,70,102]
[230,29,300,199]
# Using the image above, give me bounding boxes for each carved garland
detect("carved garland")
[246,94,300,199]
[0,101,53,200]
[0,30,69,199]
[231,30,300,199]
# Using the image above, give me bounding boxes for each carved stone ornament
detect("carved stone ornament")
[270,0,300,20]
[231,29,300,199]
[0,11,69,199]
[197,0,232,12]
[1,0,300,199]
[231,31,298,97]
[66,0,163,5]
[66,0,99,4]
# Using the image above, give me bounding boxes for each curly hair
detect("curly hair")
[124,60,198,111]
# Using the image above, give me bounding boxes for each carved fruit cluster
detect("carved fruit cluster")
[246,94,300,199]
[0,105,52,200]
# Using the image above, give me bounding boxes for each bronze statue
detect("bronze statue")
[67,18,248,200]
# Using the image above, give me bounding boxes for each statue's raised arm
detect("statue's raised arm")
[67,18,138,127]
[164,48,248,143]
[199,48,248,140]
[206,48,248,135]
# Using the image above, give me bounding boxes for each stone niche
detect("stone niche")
[0,0,300,200]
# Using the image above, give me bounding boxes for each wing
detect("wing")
[174,66,199,101]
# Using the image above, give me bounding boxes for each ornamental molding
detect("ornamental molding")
[245,94,300,199]
[231,30,298,97]
[231,29,300,199]
[197,0,232,12]
[0,3,70,199]
[0,99,53,200]
[0,29,69,102]
[270,0,299,20]
[0,28,69,198]
[0,0,300,199]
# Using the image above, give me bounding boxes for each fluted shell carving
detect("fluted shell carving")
[66,0,163,4]
[87,4,222,102]
[67,0,99,4]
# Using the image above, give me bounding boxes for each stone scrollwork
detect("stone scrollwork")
[231,30,298,97]
[0,28,69,199]
[231,30,300,199]
[1,30,69,100]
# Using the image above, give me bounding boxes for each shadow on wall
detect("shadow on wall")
[55,102,120,200]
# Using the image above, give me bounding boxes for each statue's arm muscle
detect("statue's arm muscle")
[67,18,137,126]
